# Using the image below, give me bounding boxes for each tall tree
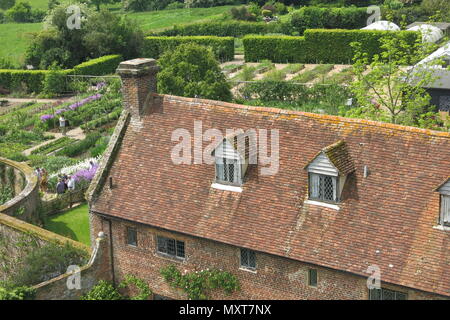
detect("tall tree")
[346,33,444,129]
[0,0,15,10]
[157,43,232,102]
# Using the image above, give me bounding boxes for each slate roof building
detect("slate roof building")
[87,58,450,300]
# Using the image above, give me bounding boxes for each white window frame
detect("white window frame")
[440,194,450,227]
[308,172,339,203]
[215,156,242,186]
[240,248,256,271]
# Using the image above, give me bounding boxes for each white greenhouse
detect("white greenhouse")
[361,20,400,31]
[407,24,444,43]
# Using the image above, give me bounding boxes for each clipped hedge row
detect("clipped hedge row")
[72,54,123,76]
[0,69,71,94]
[143,36,235,61]
[288,6,369,34]
[153,21,279,37]
[243,36,308,63]
[0,55,123,94]
[243,29,421,64]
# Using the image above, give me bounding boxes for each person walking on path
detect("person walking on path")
[67,175,76,191]
[40,168,48,193]
[59,115,67,136]
[56,179,66,195]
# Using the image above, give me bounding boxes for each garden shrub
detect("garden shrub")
[302,29,420,64]
[153,21,279,37]
[81,280,122,300]
[288,6,369,34]
[0,286,36,300]
[5,242,89,288]
[243,35,308,63]
[81,275,152,300]
[143,36,235,61]
[0,55,121,94]
[55,132,102,158]
[243,29,421,64]
[72,55,123,76]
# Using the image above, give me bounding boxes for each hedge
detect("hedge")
[243,35,308,63]
[243,29,421,64]
[0,55,123,94]
[143,36,235,61]
[0,69,72,94]
[288,6,369,35]
[72,54,123,76]
[153,21,280,37]
[303,29,420,64]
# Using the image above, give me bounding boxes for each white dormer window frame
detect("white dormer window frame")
[306,152,341,204]
[215,140,244,186]
[308,172,339,203]
[437,179,450,227]
[440,194,450,227]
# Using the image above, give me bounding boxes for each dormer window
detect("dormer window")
[309,173,337,203]
[216,156,241,185]
[213,133,253,187]
[441,195,450,226]
[436,178,450,227]
[304,141,354,205]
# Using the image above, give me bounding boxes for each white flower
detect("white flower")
[50,156,101,179]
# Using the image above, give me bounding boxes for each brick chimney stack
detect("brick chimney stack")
[116,58,159,121]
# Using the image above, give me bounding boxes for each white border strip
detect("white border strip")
[211,183,243,193]
[305,200,340,211]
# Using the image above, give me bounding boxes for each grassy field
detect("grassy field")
[0,23,43,63]
[45,203,90,246]
[0,5,232,64]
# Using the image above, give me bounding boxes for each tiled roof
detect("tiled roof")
[91,94,450,297]
[304,140,355,175]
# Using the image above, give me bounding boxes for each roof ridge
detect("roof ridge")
[159,94,450,139]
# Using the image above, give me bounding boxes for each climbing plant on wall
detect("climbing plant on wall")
[160,265,240,300]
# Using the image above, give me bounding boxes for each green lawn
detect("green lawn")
[45,203,91,246]
[0,5,232,64]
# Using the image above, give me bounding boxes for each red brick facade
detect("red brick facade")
[89,212,444,300]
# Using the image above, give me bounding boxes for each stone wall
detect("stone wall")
[0,157,40,223]
[33,233,112,300]
[90,212,448,300]
[41,188,88,216]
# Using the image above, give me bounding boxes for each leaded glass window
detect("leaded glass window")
[240,248,256,270]
[309,173,338,203]
[369,288,407,300]
[441,195,450,226]
[157,236,185,259]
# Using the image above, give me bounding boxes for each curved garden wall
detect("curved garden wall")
[0,157,40,223]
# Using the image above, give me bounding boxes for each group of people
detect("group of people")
[35,167,48,193]
[56,174,76,195]
[35,167,76,194]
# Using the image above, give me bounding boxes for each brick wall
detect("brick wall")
[91,212,444,300]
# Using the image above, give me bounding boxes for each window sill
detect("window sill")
[239,267,257,274]
[433,225,450,231]
[304,200,340,211]
[211,183,242,193]
[156,252,186,263]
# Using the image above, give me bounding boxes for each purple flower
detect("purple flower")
[96,82,106,90]
[40,114,54,122]
[72,164,98,182]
